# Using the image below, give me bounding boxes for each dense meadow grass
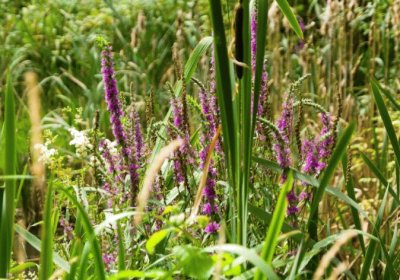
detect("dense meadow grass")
[0,0,400,279]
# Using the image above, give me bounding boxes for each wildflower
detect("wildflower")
[301,139,319,173]
[101,46,129,158]
[202,202,218,215]
[68,128,93,156]
[287,205,299,216]
[59,217,74,241]
[34,142,57,164]
[102,253,116,271]
[316,113,334,166]
[99,139,117,173]
[274,95,293,172]
[131,108,144,163]
[205,221,220,234]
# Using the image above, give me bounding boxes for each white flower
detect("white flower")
[99,139,118,156]
[34,142,57,164]
[68,128,93,156]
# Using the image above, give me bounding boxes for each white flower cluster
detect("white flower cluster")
[34,141,57,164]
[68,128,93,156]
[99,139,118,156]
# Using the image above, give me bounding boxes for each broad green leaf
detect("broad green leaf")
[174,245,214,280]
[146,229,171,255]
[204,244,279,280]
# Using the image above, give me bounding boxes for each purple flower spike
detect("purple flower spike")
[101,46,129,157]
[287,205,299,216]
[205,221,220,234]
[102,253,116,271]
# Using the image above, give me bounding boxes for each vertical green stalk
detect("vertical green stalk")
[208,0,237,241]
[238,0,252,247]
[0,72,16,277]
[39,181,54,280]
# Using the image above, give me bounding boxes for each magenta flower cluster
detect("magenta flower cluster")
[101,45,144,206]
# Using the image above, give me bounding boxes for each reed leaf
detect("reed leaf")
[371,79,400,167]
[276,0,304,39]
[0,72,16,277]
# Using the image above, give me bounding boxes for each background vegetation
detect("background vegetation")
[0,0,399,279]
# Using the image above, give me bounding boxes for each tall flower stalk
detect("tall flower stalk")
[101,45,140,205]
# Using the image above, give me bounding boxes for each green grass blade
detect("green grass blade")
[342,152,365,254]
[361,153,400,205]
[208,0,238,242]
[59,188,106,280]
[373,80,400,111]
[39,181,54,279]
[0,72,16,277]
[14,224,70,272]
[288,241,305,280]
[184,36,213,83]
[254,171,293,280]
[276,0,304,39]
[253,156,369,220]
[360,186,389,280]
[308,122,355,235]
[248,204,302,243]
[208,0,236,173]
[371,79,400,167]
[117,220,126,271]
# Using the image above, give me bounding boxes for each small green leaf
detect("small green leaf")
[174,245,214,280]
[146,229,170,255]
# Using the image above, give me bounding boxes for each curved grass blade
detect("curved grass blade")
[361,152,400,206]
[308,122,355,233]
[360,186,389,280]
[59,188,106,280]
[276,0,304,39]
[371,79,400,167]
[184,36,213,83]
[14,224,70,272]
[253,156,369,220]
[0,72,16,277]
[254,171,293,280]
[373,80,400,111]
[342,152,365,254]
